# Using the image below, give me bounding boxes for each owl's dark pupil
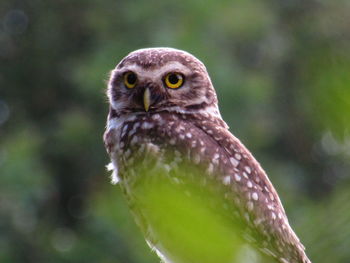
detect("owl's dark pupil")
[127,73,136,84]
[168,74,179,84]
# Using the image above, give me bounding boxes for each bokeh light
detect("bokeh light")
[3,10,28,35]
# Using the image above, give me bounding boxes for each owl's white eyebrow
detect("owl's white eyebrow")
[118,61,191,79]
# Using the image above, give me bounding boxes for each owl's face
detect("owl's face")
[107,48,219,116]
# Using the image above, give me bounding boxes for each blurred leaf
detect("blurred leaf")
[301,51,350,139]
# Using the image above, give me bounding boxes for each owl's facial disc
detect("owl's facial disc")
[107,48,219,117]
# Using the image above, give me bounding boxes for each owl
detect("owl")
[104,48,311,263]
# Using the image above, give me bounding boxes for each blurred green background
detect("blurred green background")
[1,0,350,262]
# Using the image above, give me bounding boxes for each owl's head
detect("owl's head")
[107,48,219,117]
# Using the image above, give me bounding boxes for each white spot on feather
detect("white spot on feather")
[271,212,276,220]
[222,175,231,185]
[235,153,242,160]
[267,204,274,210]
[127,115,137,122]
[229,157,239,167]
[191,140,197,148]
[175,125,184,133]
[141,122,154,130]
[106,162,119,184]
[152,114,160,120]
[121,124,128,137]
[106,162,114,171]
[247,181,253,188]
[234,173,241,182]
[213,153,220,164]
[252,192,259,201]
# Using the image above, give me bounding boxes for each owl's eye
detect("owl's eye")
[164,73,184,89]
[123,72,137,89]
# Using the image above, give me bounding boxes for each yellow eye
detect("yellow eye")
[164,73,184,89]
[123,72,137,89]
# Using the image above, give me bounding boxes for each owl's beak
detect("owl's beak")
[143,88,151,112]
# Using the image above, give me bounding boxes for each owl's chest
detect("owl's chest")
[113,114,215,209]
[117,126,183,194]
[112,113,229,191]
[111,118,169,190]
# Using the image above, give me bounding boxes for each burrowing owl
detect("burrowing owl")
[104,48,311,263]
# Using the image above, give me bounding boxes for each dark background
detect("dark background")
[1,0,350,262]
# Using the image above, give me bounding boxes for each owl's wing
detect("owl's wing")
[182,115,310,263]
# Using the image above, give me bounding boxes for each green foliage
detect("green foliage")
[133,164,243,263]
[1,0,350,262]
[140,181,241,263]
[301,51,350,138]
